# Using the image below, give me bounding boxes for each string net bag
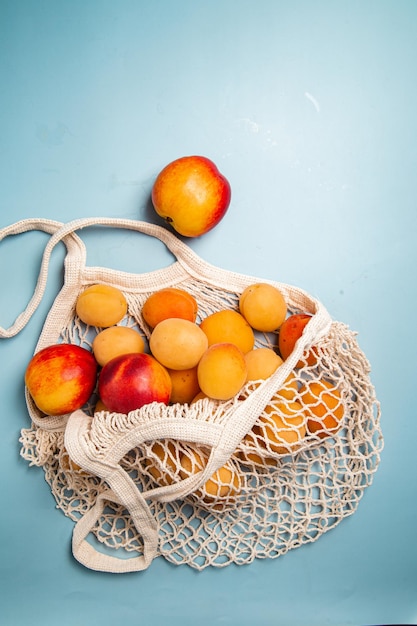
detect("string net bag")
[0,217,383,573]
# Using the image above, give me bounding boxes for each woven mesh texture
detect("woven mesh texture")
[2,217,382,572]
[19,278,382,571]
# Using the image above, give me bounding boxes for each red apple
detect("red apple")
[98,353,172,414]
[25,344,98,416]
[278,314,317,368]
[151,155,231,237]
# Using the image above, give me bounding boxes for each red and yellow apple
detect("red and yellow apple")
[25,344,98,416]
[151,155,231,237]
[278,314,317,368]
[98,353,172,414]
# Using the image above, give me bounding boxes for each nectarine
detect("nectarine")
[98,353,171,413]
[151,155,231,237]
[278,313,317,368]
[25,344,97,416]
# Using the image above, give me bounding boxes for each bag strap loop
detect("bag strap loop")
[0,218,86,338]
[0,216,208,339]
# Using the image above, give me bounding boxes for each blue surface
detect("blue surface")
[1,1,416,625]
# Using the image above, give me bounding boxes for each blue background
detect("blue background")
[1,2,416,625]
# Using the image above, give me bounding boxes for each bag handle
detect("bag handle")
[0,218,86,338]
[71,486,158,573]
[65,409,226,572]
[0,216,213,339]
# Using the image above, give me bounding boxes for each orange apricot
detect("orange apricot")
[275,370,299,402]
[200,309,254,354]
[238,429,278,467]
[179,447,241,499]
[299,379,344,438]
[94,398,109,413]
[76,284,127,327]
[239,283,287,332]
[149,318,208,370]
[190,390,209,404]
[244,347,283,382]
[197,343,247,400]
[167,366,201,404]
[92,326,145,367]
[142,287,198,328]
[145,440,178,486]
[257,398,306,454]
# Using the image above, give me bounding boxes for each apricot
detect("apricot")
[244,347,283,382]
[94,398,109,413]
[257,398,306,454]
[92,326,145,367]
[142,287,198,328]
[167,366,201,405]
[179,448,241,499]
[199,309,254,354]
[76,284,127,328]
[239,283,287,332]
[197,343,247,400]
[190,390,208,404]
[299,379,344,438]
[238,429,278,467]
[278,313,317,368]
[149,318,208,370]
[145,440,178,486]
[275,370,299,402]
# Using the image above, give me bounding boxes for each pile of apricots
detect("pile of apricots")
[25,281,345,498]
[77,282,344,445]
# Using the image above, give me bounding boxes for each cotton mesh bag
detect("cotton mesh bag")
[0,217,383,573]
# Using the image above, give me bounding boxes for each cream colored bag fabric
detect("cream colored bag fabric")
[0,217,383,573]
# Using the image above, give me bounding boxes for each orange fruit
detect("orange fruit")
[197,343,247,400]
[76,284,127,327]
[145,440,178,486]
[167,366,201,404]
[200,309,254,353]
[179,447,241,499]
[149,318,208,370]
[257,398,306,454]
[142,287,198,328]
[244,347,283,382]
[278,313,317,368]
[239,283,287,332]
[92,326,145,367]
[299,379,344,438]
